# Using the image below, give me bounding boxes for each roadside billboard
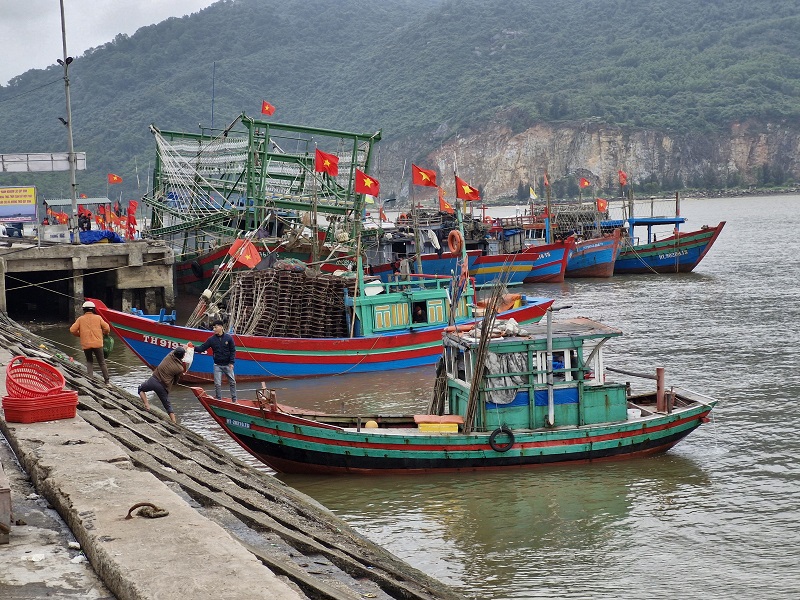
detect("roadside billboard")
[0,186,37,223]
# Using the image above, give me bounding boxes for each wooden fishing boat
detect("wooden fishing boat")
[191,315,717,474]
[89,268,553,381]
[521,238,574,283]
[565,228,622,278]
[471,247,542,286]
[367,249,482,283]
[613,219,725,274]
[480,215,573,284]
[482,214,576,283]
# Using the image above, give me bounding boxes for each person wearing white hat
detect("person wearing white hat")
[69,300,111,383]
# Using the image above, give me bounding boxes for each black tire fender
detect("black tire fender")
[489,425,515,452]
[190,261,204,279]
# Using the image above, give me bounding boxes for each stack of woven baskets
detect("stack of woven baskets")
[2,356,77,423]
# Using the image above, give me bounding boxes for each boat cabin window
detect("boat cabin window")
[445,346,471,382]
[582,342,604,385]
[534,350,578,383]
[412,302,427,324]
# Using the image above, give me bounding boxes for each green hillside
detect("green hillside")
[1,0,798,199]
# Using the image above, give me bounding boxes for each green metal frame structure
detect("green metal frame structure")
[145,112,381,250]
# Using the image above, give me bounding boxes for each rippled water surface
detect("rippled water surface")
[23,195,800,599]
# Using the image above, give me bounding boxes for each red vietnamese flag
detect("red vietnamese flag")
[315,148,339,176]
[438,187,454,214]
[579,177,591,188]
[355,169,380,196]
[455,175,480,201]
[79,193,87,199]
[596,198,608,212]
[107,173,122,184]
[127,200,139,239]
[229,238,261,269]
[543,172,550,187]
[618,170,628,186]
[261,100,276,116]
[412,164,437,187]
[378,206,388,222]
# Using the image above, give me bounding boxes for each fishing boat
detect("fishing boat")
[367,249,482,284]
[613,218,725,274]
[480,214,574,283]
[522,238,574,283]
[191,312,717,474]
[586,192,725,274]
[566,228,622,278]
[89,266,553,381]
[471,246,544,286]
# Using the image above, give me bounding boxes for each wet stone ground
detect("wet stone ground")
[0,435,115,600]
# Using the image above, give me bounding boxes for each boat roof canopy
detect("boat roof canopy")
[602,216,687,228]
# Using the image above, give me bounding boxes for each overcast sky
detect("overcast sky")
[0,0,217,86]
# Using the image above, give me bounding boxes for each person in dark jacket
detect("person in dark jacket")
[138,346,188,423]
[195,320,237,402]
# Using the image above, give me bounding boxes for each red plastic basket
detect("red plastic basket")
[5,356,66,398]
[2,394,77,423]
[2,390,78,409]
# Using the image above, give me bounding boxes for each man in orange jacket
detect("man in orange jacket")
[69,300,111,383]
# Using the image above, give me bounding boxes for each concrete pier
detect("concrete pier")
[0,315,457,600]
[0,238,175,320]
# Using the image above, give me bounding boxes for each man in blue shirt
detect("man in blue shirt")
[196,320,238,402]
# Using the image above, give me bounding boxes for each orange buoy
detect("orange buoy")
[447,230,464,254]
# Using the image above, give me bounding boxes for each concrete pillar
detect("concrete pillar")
[0,258,6,314]
[163,277,175,310]
[144,288,157,314]
[71,269,84,320]
[121,289,134,313]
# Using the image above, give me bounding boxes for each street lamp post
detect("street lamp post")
[58,0,79,244]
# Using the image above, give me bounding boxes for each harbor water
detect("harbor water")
[19,195,800,599]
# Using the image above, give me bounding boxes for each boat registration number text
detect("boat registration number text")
[142,335,184,349]
[226,418,251,429]
[658,249,688,260]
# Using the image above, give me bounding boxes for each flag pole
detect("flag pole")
[544,169,552,244]
[411,187,423,275]
[311,161,319,264]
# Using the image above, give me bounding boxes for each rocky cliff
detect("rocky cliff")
[378,120,800,202]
